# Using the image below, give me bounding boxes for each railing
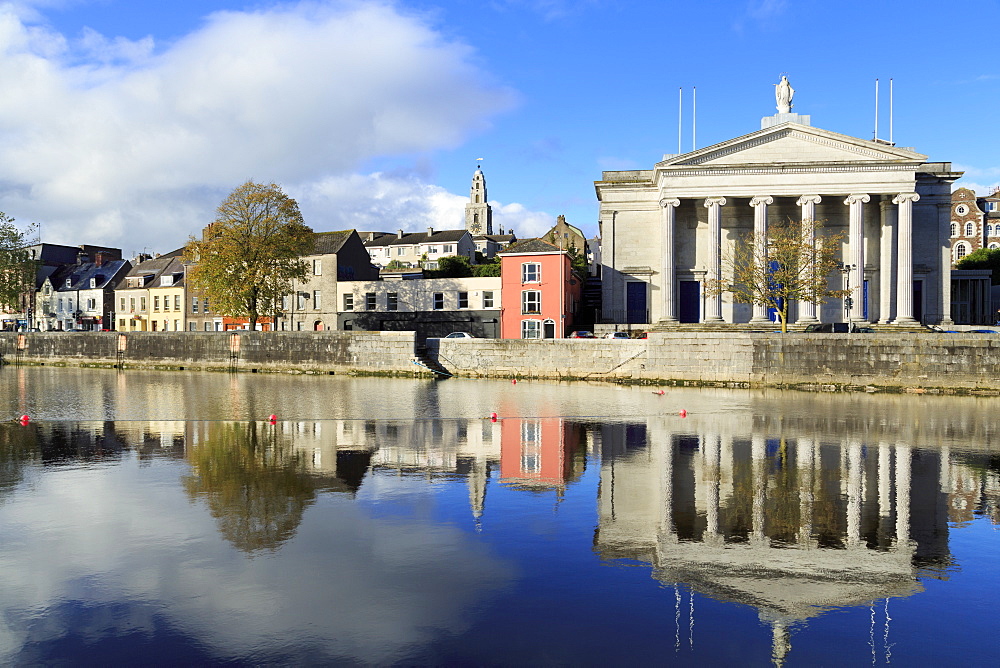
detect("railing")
[599,308,650,325]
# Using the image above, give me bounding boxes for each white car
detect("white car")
[444,332,475,339]
[604,332,631,340]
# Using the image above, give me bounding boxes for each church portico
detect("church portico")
[595,79,961,329]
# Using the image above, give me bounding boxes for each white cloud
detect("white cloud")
[492,200,554,238]
[0,1,521,253]
[952,164,1000,195]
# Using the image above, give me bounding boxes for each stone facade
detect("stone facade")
[596,85,960,328]
[950,187,1000,264]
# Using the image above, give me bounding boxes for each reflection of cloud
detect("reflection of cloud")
[0,461,513,664]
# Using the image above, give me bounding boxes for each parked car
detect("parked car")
[803,323,874,333]
[568,331,596,339]
[604,331,631,340]
[444,332,474,339]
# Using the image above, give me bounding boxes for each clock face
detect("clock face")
[470,222,481,234]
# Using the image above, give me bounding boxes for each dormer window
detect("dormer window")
[65,278,72,288]
[89,278,97,288]
[160,275,174,287]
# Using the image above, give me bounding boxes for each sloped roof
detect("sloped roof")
[124,251,184,280]
[364,229,469,247]
[500,238,564,255]
[54,259,131,292]
[312,230,353,255]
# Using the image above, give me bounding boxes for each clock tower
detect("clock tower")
[464,167,493,235]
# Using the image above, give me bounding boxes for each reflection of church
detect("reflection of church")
[595,422,955,664]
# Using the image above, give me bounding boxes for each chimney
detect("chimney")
[95,252,104,267]
[427,227,434,236]
[397,229,404,239]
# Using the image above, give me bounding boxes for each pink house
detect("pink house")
[500,239,581,339]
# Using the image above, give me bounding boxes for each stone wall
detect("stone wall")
[0,331,419,374]
[4,331,1000,391]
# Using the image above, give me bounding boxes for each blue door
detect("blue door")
[626,282,647,324]
[678,281,700,323]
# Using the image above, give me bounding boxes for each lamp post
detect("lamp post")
[841,263,857,329]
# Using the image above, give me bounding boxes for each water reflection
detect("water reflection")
[1,373,999,664]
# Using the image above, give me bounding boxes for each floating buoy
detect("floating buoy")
[679,409,687,418]
[511,378,517,385]
[19,415,30,425]
[490,412,498,422]
[653,389,665,395]
[268,414,277,423]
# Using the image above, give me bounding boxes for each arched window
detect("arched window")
[966,222,974,236]
[988,224,995,237]
[951,223,957,237]
[956,242,968,261]
[990,243,999,250]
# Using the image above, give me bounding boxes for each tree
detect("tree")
[956,247,1000,284]
[706,218,848,333]
[185,181,313,330]
[430,255,473,278]
[0,213,38,317]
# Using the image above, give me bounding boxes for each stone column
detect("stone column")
[893,193,920,324]
[879,198,897,324]
[659,198,681,324]
[749,196,774,323]
[704,197,727,322]
[844,194,870,322]
[796,195,821,323]
[940,202,954,326]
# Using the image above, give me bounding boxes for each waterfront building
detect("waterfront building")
[950,186,1000,264]
[37,248,127,331]
[278,230,378,332]
[595,78,961,327]
[499,239,582,339]
[364,228,476,270]
[114,250,183,332]
[146,256,187,332]
[336,275,501,338]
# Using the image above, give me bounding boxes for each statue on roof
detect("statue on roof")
[775,75,794,113]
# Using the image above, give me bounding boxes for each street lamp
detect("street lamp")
[841,263,857,328]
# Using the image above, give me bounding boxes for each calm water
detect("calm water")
[1,367,998,666]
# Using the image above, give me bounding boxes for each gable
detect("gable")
[661,124,927,169]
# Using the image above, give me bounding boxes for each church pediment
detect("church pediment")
[658,123,927,170]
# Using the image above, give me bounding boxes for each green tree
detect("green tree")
[473,256,501,277]
[185,181,313,330]
[0,213,38,316]
[956,247,1000,284]
[706,218,848,333]
[432,255,473,278]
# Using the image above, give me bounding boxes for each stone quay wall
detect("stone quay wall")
[0,331,419,375]
[3,331,1000,391]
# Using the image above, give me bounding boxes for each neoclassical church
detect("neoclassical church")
[596,79,961,327]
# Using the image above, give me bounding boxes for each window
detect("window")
[86,298,96,310]
[397,247,406,256]
[483,291,494,308]
[153,296,160,311]
[173,320,180,331]
[966,222,974,236]
[343,293,354,311]
[203,298,210,312]
[297,292,307,310]
[366,293,376,310]
[130,298,136,312]
[205,322,212,331]
[956,242,968,260]
[443,244,454,253]
[433,293,444,310]
[140,297,146,311]
[521,320,541,339]
[89,278,96,289]
[951,223,957,237]
[119,318,126,329]
[282,295,290,311]
[988,224,994,237]
[58,298,64,311]
[429,246,438,254]
[189,322,196,331]
[68,299,73,311]
[522,262,541,283]
[313,259,322,275]
[522,290,541,314]
[120,297,126,312]
[192,297,199,313]
[458,291,469,309]
[313,290,321,310]
[160,275,174,286]
[174,295,181,311]
[387,292,398,311]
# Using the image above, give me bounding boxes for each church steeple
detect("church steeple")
[465,166,493,235]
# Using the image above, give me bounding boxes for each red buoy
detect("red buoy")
[19,415,30,424]
[679,409,687,418]
[490,412,498,422]
[511,378,517,385]
[268,414,277,423]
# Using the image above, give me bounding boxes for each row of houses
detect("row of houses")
[8,230,586,340]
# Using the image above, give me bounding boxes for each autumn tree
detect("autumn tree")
[185,181,313,330]
[0,213,38,317]
[706,218,848,333]
[956,247,1000,284]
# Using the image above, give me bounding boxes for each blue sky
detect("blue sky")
[1,0,998,255]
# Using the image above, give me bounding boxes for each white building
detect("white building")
[596,79,961,327]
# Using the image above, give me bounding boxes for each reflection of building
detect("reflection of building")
[595,423,956,665]
[499,417,585,492]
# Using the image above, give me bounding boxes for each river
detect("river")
[1,366,997,665]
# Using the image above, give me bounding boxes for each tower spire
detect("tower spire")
[465,163,493,235]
